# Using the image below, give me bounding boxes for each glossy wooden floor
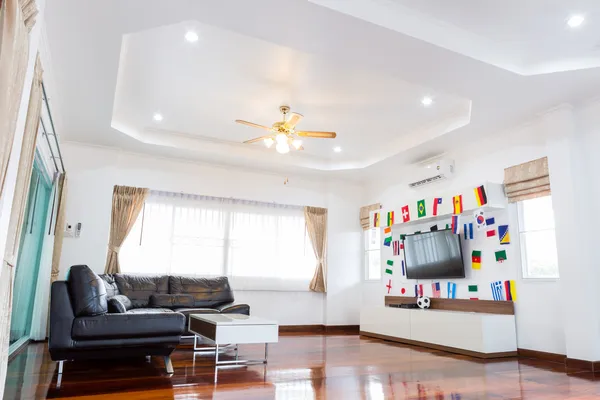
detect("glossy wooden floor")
[5,335,600,399]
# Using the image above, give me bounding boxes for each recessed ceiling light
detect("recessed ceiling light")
[567,15,585,28]
[421,97,433,107]
[185,31,199,43]
[333,146,342,153]
[153,113,163,122]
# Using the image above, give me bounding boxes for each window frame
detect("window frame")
[517,196,560,280]
[364,228,381,281]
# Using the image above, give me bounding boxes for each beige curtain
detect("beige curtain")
[504,157,551,203]
[50,173,67,283]
[305,206,328,293]
[5,53,42,264]
[360,203,381,231]
[104,185,149,274]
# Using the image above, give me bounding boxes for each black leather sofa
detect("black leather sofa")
[49,265,250,375]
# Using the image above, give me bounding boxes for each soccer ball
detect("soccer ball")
[417,296,431,309]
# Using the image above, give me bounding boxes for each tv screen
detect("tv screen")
[404,230,465,279]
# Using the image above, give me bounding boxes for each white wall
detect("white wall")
[59,142,363,326]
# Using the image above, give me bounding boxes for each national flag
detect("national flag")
[417,199,426,218]
[463,224,467,240]
[401,205,410,222]
[432,282,441,298]
[384,227,392,235]
[400,243,404,250]
[387,211,395,227]
[486,229,496,237]
[386,279,392,294]
[472,250,481,269]
[485,217,495,226]
[495,250,507,263]
[463,223,474,240]
[468,284,478,300]
[474,185,488,207]
[399,234,406,240]
[430,224,438,232]
[445,224,450,229]
[468,223,473,239]
[499,225,511,245]
[433,197,442,216]
[393,240,400,256]
[386,260,394,266]
[400,287,406,295]
[447,282,457,299]
[451,215,460,234]
[373,212,380,228]
[414,284,418,297]
[474,209,486,230]
[401,260,405,276]
[418,284,424,296]
[453,195,463,214]
[491,281,505,301]
[385,268,393,275]
[383,237,392,246]
[504,280,517,301]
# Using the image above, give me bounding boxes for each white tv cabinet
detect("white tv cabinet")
[360,305,517,358]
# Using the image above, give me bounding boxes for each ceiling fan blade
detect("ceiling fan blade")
[283,112,303,129]
[235,120,273,131]
[244,135,272,144]
[296,131,337,139]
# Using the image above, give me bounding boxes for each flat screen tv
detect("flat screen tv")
[404,229,465,279]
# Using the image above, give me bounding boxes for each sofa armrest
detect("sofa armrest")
[49,281,76,358]
[216,303,250,315]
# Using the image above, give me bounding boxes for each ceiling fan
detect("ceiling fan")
[235,105,337,154]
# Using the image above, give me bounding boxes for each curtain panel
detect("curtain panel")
[104,185,149,274]
[50,173,67,283]
[504,157,551,203]
[305,206,328,293]
[360,203,381,231]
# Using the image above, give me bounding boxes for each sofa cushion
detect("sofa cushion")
[107,295,132,313]
[169,276,234,308]
[98,274,119,298]
[68,265,108,317]
[150,294,195,308]
[71,312,185,340]
[114,275,169,308]
[127,308,174,314]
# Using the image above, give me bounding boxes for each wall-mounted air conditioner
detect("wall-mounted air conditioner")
[408,159,455,188]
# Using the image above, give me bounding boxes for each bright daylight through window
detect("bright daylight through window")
[518,196,559,279]
[364,228,381,280]
[120,191,316,290]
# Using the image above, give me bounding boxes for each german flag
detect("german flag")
[474,185,488,207]
[453,195,463,214]
[387,211,394,226]
[373,212,380,227]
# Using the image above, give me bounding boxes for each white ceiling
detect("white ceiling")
[44,0,600,181]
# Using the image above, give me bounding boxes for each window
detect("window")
[364,228,381,280]
[517,196,559,279]
[120,191,316,290]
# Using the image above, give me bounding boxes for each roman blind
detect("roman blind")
[504,157,551,203]
[360,203,381,231]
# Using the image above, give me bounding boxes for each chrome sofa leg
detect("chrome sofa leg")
[164,356,174,374]
[58,360,64,374]
[56,361,65,388]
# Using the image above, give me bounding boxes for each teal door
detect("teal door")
[9,158,52,349]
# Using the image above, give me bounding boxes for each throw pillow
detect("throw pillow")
[68,265,108,317]
[107,295,133,313]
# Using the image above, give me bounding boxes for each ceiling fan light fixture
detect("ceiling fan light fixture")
[276,142,290,154]
[292,139,303,150]
[264,137,275,148]
[275,133,288,145]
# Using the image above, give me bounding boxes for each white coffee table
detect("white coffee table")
[188,314,279,366]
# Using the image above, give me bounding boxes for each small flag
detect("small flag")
[386,260,394,266]
[433,197,442,216]
[463,223,475,239]
[417,199,426,218]
[495,250,507,263]
[418,284,424,296]
[386,279,392,294]
[373,212,380,228]
[401,260,405,276]
[474,185,488,207]
[504,280,517,301]
[401,205,410,222]
[468,284,479,300]
[384,227,392,235]
[401,287,406,295]
[499,225,511,245]
[399,234,406,241]
[447,282,457,299]
[387,211,395,227]
[468,223,473,239]
[486,229,496,237]
[474,209,486,230]
[472,250,482,270]
[414,284,418,297]
[400,242,404,250]
[445,224,450,229]
[453,195,463,214]
[385,268,393,275]
[393,240,400,256]
[485,217,495,226]
[430,224,438,232]
[451,215,460,234]
[491,281,505,301]
[463,224,467,240]
[383,237,392,246]
[432,282,441,298]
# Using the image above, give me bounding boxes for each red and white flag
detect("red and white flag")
[402,205,410,222]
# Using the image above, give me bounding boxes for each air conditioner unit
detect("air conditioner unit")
[408,159,455,188]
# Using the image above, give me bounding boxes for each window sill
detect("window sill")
[229,276,315,292]
[520,277,560,283]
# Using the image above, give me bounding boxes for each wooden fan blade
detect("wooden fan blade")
[296,131,337,139]
[283,112,303,129]
[235,120,273,131]
[244,135,272,144]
